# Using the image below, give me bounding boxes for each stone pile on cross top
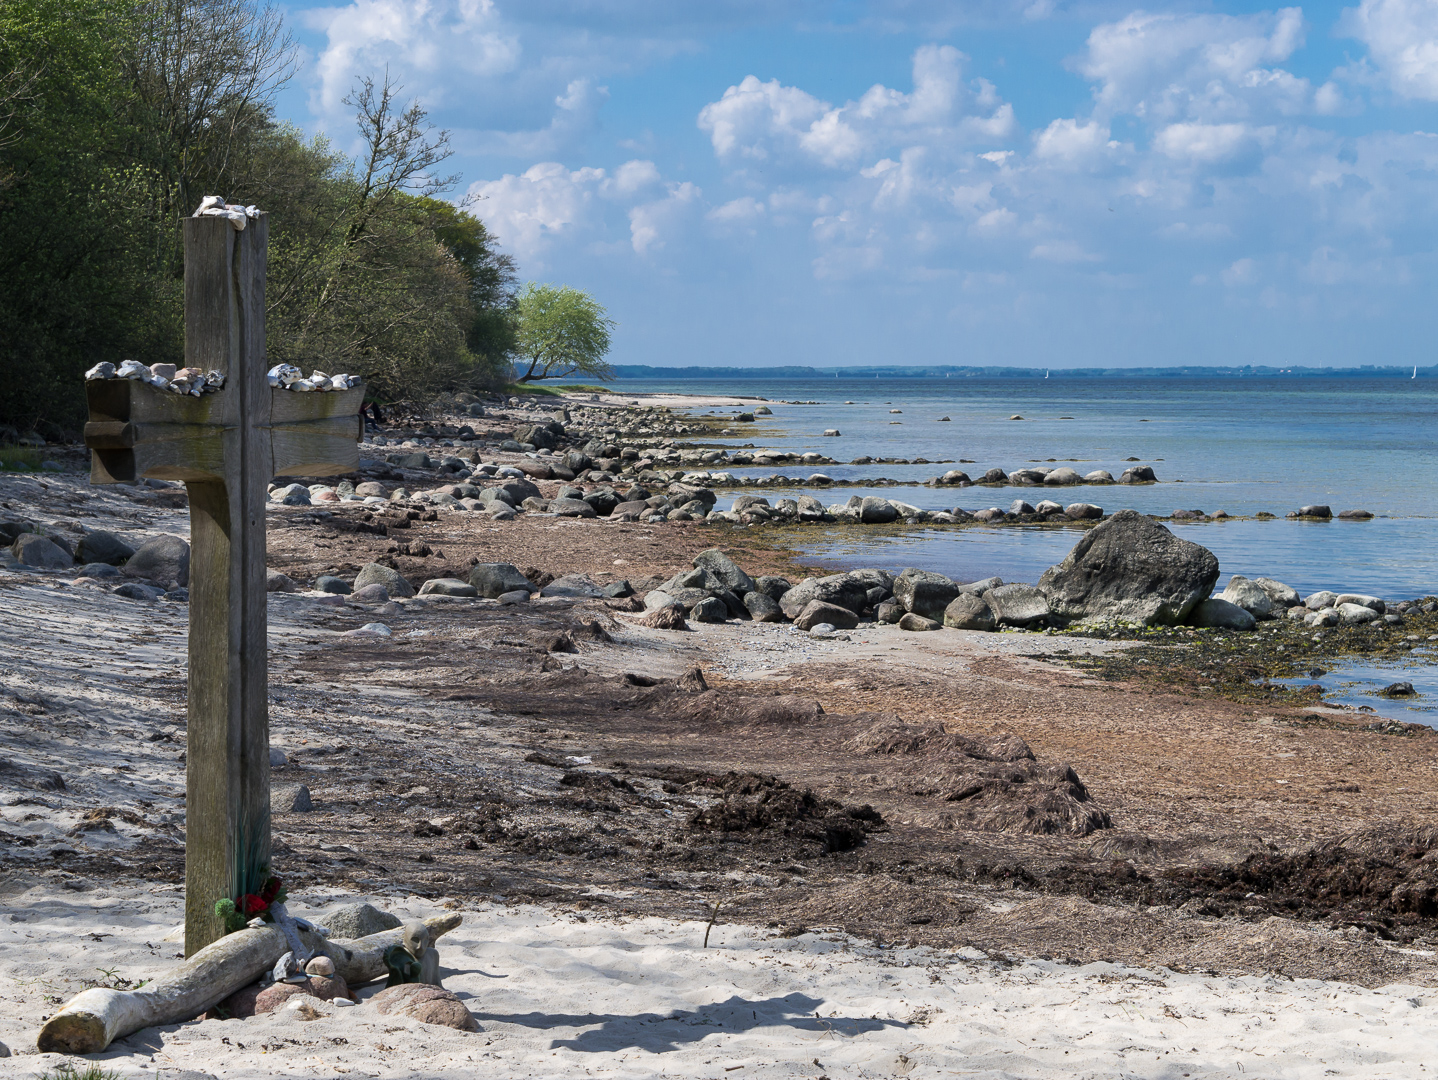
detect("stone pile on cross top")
[82,209,364,956]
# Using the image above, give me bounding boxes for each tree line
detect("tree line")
[0,0,615,440]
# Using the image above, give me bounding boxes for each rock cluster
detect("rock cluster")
[265,364,360,392]
[932,464,1155,487]
[85,360,226,396]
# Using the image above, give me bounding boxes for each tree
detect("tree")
[419,196,518,386]
[513,284,616,383]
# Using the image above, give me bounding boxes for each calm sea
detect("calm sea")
[614,376,1438,600]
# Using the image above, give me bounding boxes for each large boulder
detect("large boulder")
[496,478,543,505]
[1218,575,1275,619]
[1192,598,1256,630]
[1337,602,1381,625]
[692,549,756,594]
[354,562,416,598]
[468,562,534,598]
[859,497,898,524]
[943,593,996,631]
[76,530,134,566]
[11,533,72,569]
[892,569,961,620]
[794,601,859,631]
[1036,509,1219,626]
[743,591,783,622]
[753,575,792,601]
[778,573,871,619]
[582,488,621,517]
[122,534,190,586]
[1043,467,1081,486]
[984,583,1051,627]
[1253,577,1301,608]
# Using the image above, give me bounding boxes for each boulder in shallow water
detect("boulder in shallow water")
[1192,598,1256,630]
[1037,509,1218,626]
[1043,467,1081,486]
[859,497,898,524]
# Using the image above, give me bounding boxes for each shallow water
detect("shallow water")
[793,518,1438,600]
[1273,651,1438,726]
[619,374,1438,598]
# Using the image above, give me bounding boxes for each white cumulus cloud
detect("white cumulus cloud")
[1153,121,1269,163]
[697,45,1015,170]
[1033,118,1113,163]
[1344,0,1438,101]
[465,163,604,262]
[306,0,520,117]
[1076,8,1314,123]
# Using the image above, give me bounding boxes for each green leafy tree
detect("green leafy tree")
[514,284,616,383]
[0,3,523,431]
[419,196,518,387]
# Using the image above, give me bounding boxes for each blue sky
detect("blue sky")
[273,0,1438,369]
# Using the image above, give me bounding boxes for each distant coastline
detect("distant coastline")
[611,364,1435,380]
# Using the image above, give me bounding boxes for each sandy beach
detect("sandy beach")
[6,887,1438,1079]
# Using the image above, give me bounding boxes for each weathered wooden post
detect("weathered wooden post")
[83,210,363,957]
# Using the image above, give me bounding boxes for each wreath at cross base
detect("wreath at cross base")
[214,870,287,934]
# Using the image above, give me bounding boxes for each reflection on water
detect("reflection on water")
[797,519,1438,600]
[1273,652,1438,727]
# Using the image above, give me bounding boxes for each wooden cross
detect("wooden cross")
[83,213,364,956]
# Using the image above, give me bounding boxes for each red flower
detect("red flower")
[239,893,268,916]
[259,876,282,903]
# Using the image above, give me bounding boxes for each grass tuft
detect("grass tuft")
[37,1065,123,1080]
[0,445,43,471]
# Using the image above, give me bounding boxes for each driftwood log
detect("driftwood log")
[37,912,461,1055]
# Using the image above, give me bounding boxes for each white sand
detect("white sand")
[3,886,1436,1079]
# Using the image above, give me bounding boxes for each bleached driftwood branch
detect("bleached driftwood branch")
[36,912,461,1055]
